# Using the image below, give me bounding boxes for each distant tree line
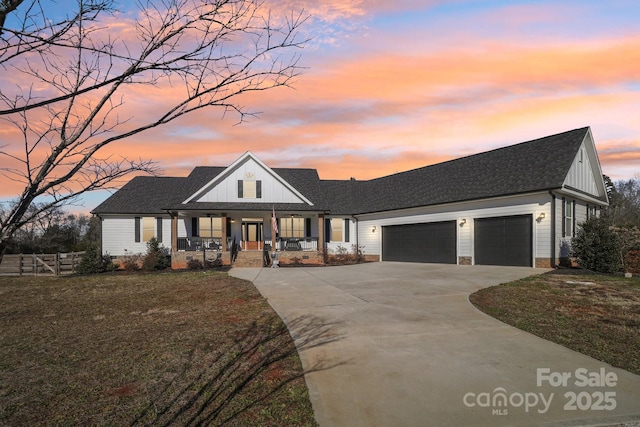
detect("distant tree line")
[0,204,99,254]
[603,175,640,228]
[571,175,640,274]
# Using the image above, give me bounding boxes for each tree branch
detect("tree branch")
[0,0,308,260]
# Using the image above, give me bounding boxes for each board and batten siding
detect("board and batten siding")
[195,158,306,204]
[101,215,172,256]
[564,144,600,196]
[357,192,552,264]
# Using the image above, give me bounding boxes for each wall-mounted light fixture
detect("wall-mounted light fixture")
[459,219,467,226]
[372,226,377,233]
[537,212,546,222]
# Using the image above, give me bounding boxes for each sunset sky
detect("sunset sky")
[1,0,639,214]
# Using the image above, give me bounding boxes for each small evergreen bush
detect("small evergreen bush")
[76,245,114,274]
[142,237,170,270]
[571,217,622,274]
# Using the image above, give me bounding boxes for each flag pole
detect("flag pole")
[271,206,279,267]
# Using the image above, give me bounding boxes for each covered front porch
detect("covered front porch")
[169,210,326,267]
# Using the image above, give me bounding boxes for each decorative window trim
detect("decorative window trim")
[562,198,573,238]
[344,219,350,243]
[135,217,141,242]
[156,217,163,242]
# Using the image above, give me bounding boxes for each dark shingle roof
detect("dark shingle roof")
[93,127,592,215]
[319,127,591,214]
[92,167,329,214]
[92,176,189,214]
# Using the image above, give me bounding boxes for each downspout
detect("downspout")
[549,191,557,268]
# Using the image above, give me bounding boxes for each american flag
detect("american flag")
[272,206,278,234]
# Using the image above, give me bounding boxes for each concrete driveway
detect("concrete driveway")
[230,262,640,427]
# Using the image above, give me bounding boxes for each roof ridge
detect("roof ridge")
[366,127,588,182]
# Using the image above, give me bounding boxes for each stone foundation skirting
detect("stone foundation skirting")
[171,250,326,269]
[535,258,553,268]
[171,251,230,269]
[275,251,325,266]
[458,256,472,265]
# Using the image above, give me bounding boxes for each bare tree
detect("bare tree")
[0,0,308,261]
[606,177,640,228]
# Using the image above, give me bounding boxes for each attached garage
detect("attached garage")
[382,221,457,264]
[474,215,533,267]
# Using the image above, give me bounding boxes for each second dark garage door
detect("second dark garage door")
[382,221,456,264]
[474,215,533,267]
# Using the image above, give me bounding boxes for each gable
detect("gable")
[562,129,608,202]
[184,152,313,205]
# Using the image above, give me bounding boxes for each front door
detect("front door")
[242,220,263,250]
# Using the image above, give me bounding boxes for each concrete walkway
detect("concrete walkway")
[230,263,640,427]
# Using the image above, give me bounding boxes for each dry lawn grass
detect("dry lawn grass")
[470,273,640,376]
[0,272,319,426]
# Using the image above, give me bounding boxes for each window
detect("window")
[331,218,343,242]
[564,199,573,237]
[142,217,155,242]
[244,179,256,198]
[198,217,223,238]
[237,173,262,199]
[281,217,305,238]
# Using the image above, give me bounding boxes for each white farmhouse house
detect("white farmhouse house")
[92,127,609,268]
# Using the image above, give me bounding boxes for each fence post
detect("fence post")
[56,253,60,276]
[19,254,23,276]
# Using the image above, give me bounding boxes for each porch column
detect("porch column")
[171,213,178,253]
[317,214,324,252]
[221,213,228,252]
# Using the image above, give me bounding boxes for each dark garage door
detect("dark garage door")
[382,221,456,264]
[474,215,532,267]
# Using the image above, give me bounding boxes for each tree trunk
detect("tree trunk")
[0,238,8,266]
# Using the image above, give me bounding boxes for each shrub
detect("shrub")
[326,244,366,265]
[122,254,141,271]
[571,217,622,274]
[142,237,170,271]
[187,258,204,269]
[205,256,223,269]
[76,245,114,274]
[612,226,640,274]
[625,250,640,274]
[351,244,365,262]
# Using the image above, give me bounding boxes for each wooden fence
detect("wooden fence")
[0,252,85,276]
